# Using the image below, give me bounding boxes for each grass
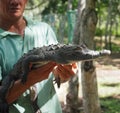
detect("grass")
[100,97,120,113]
[97,68,120,113]
[95,38,120,113]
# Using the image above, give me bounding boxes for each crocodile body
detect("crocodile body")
[0,43,110,112]
[5,43,110,83]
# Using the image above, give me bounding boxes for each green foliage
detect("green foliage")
[98,67,120,113]
[100,97,120,113]
[26,0,40,8]
[71,0,79,9]
[42,0,78,14]
[26,0,120,52]
[111,43,120,52]
[95,28,105,36]
[27,0,79,14]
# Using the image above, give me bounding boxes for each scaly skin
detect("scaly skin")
[0,43,111,113]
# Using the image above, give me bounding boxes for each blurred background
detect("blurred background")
[25,0,120,113]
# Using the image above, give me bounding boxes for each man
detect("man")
[0,0,76,113]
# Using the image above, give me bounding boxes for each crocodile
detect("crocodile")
[0,43,110,112]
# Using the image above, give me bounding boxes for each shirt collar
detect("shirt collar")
[0,28,18,38]
[0,16,33,38]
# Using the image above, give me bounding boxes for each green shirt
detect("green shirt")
[0,17,62,113]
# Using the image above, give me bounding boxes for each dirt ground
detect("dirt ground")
[55,53,120,103]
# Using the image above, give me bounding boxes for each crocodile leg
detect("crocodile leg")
[0,75,14,113]
[21,54,47,84]
[0,75,14,98]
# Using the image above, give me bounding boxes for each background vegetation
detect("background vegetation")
[25,0,120,53]
[25,0,120,113]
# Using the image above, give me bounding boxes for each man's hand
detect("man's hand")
[6,62,77,104]
[53,63,77,87]
[6,62,56,104]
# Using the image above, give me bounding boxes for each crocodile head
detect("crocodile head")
[54,44,111,64]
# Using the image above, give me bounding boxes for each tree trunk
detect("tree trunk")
[73,0,101,113]
[81,61,101,113]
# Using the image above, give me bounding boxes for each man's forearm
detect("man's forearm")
[6,62,56,104]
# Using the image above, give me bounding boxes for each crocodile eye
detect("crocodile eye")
[74,47,82,51]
